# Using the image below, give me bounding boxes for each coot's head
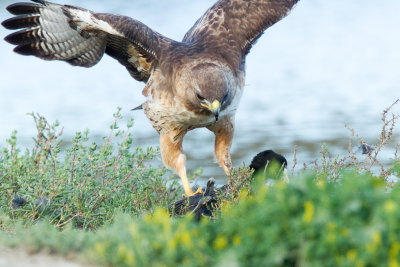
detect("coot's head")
[249,150,288,182]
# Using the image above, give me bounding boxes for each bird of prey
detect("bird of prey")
[2,0,299,196]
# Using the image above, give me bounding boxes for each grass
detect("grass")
[0,100,399,266]
[0,108,181,230]
[2,171,400,266]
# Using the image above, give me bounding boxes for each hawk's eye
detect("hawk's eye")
[196,93,205,101]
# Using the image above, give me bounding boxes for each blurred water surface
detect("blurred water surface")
[1,0,399,183]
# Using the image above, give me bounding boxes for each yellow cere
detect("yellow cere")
[211,100,220,110]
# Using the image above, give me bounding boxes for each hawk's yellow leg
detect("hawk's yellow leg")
[208,116,234,179]
[160,132,203,196]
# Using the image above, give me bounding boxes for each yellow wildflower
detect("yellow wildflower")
[347,249,357,261]
[366,231,382,253]
[118,244,126,254]
[233,235,241,246]
[340,228,349,237]
[125,253,135,265]
[214,235,228,250]
[372,231,382,245]
[390,260,399,267]
[384,200,396,214]
[180,231,192,247]
[303,201,314,223]
[390,242,400,259]
[238,189,250,200]
[94,242,105,256]
[117,244,129,261]
[153,208,171,233]
[168,238,178,250]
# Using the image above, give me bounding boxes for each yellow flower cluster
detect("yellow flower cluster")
[303,201,314,223]
[389,242,400,267]
[384,200,396,214]
[214,235,228,250]
[366,231,382,253]
[346,249,357,261]
[117,244,135,265]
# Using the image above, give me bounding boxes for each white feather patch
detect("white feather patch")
[67,8,123,37]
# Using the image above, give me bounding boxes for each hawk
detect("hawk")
[2,0,299,196]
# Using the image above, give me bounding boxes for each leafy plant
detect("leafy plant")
[2,171,400,266]
[0,109,179,229]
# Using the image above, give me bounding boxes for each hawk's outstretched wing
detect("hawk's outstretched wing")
[2,0,174,82]
[183,0,299,68]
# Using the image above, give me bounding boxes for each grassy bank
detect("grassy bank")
[2,171,400,266]
[1,102,400,266]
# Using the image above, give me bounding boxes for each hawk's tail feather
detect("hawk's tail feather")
[6,2,42,15]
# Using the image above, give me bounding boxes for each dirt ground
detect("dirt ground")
[0,248,91,267]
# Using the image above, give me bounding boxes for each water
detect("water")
[1,0,399,183]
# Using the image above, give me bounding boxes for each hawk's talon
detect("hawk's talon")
[183,187,203,197]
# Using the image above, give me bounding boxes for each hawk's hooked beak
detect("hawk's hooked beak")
[201,100,220,121]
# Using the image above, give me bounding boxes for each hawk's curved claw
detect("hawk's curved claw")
[183,187,203,197]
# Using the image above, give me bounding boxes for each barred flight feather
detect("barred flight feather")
[2,0,164,77]
[2,14,41,30]
[6,2,42,15]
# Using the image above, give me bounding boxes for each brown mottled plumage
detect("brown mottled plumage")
[2,0,299,196]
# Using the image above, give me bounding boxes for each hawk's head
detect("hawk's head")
[177,62,233,121]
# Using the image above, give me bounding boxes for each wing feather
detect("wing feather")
[183,0,299,68]
[5,2,43,15]
[2,0,173,81]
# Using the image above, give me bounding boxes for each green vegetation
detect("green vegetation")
[2,171,400,266]
[0,102,400,266]
[0,109,180,230]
